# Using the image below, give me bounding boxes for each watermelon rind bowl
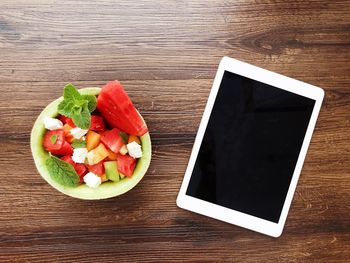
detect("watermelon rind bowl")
[30,87,151,200]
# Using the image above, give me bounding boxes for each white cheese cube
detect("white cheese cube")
[70,127,88,139]
[83,172,101,188]
[126,141,142,159]
[44,117,63,131]
[72,148,88,164]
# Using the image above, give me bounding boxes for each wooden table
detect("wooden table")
[1,1,349,262]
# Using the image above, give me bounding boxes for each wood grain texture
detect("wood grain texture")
[0,0,349,262]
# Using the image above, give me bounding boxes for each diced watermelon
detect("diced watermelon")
[100,128,125,154]
[116,154,136,177]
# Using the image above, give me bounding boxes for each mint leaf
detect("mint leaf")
[81,95,97,112]
[50,134,58,144]
[72,104,83,115]
[64,83,82,101]
[72,139,86,149]
[57,84,97,129]
[57,100,75,116]
[72,103,91,129]
[75,99,88,108]
[46,155,80,187]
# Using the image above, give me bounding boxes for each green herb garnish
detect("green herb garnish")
[71,139,87,149]
[57,83,96,129]
[46,155,80,187]
[50,134,58,144]
[81,94,97,112]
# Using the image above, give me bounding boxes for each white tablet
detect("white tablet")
[177,57,324,237]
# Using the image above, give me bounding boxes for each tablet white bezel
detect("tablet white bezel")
[176,56,324,237]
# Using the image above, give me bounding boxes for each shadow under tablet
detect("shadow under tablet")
[186,71,315,223]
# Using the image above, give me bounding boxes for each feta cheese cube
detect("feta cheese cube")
[70,127,88,139]
[72,148,88,164]
[44,117,63,131]
[83,172,102,188]
[126,141,142,159]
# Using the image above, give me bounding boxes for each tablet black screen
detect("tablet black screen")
[186,71,315,223]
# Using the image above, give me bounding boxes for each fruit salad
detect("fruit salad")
[42,80,148,189]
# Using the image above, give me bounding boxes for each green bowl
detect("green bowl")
[30,87,152,200]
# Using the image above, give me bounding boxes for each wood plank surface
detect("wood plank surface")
[0,1,349,262]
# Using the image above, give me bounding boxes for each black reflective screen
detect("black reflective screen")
[186,71,315,223]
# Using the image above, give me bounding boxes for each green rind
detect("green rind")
[30,87,152,200]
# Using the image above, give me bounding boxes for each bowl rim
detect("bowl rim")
[30,87,152,200]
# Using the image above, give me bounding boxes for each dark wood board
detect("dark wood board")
[0,1,349,262]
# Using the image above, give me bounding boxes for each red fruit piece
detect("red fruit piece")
[100,128,125,154]
[43,130,73,156]
[116,154,136,177]
[86,161,105,176]
[66,118,76,128]
[90,115,106,132]
[97,80,148,136]
[58,115,69,124]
